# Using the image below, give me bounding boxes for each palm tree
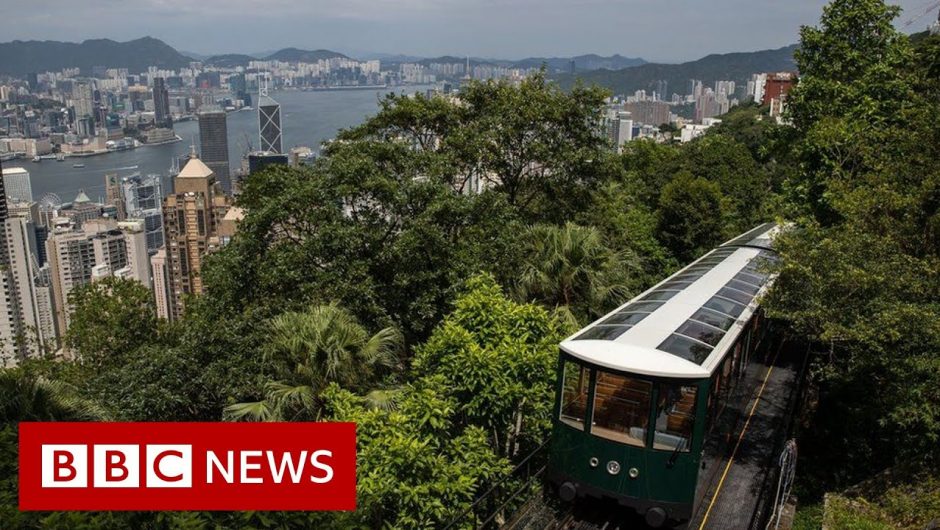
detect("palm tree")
[224,303,401,421]
[515,222,639,321]
[0,369,109,422]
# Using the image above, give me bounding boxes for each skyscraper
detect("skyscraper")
[259,94,283,154]
[0,158,20,366]
[198,107,231,191]
[158,153,233,320]
[153,77,172,128]
[2,167,32,203]
[120,174,165,253]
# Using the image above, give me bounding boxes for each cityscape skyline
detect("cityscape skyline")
[1,0,929,63]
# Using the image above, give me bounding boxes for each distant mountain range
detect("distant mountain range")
[508,54,646,72]
[0,36,796,90]
[552,45,798,96]
[0,37,192,76]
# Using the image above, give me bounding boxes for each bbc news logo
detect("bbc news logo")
[19,422,356,510]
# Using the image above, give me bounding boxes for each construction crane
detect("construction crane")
[902,0,940,28]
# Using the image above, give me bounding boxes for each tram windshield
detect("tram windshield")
[559,360,590,429]
[591,371,652,447]
[654,383,697,452]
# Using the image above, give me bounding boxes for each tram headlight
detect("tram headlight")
[589,457,599,468]
[628,467,640,479]
[606,461,621,475]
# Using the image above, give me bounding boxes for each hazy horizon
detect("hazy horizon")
[0,0,930,63]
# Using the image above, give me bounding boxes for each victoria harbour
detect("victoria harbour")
[6,87,423,201]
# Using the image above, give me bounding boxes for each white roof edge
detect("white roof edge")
[560,340,710,379]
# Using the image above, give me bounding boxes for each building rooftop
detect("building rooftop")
[177,156,214,179]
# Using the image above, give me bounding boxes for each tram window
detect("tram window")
[559,361,590,429]
[676,320,724,347]
[642,290,680,302]
[658,334,713,363]
[717,287,753,305]
[654,384,697,452]
[575,325,631,341]
[704,296,746,318]
[734,272,764,287]
[623,301,664,313]
[591,371,652,447]
[690,308,735,331]
[658,280,695,290]
[601,312,650,326]
[727,279,760,295]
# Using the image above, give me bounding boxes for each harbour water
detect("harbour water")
[6,87,426,203]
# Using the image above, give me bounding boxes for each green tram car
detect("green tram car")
[547,224,779,528]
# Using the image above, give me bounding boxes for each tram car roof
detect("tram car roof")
[559,223,780,380]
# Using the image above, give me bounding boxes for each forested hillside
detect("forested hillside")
[1,0,938,527]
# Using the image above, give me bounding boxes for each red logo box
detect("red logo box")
[19,422,356,511]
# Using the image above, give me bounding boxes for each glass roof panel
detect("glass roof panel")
[734,271,765,287]
[642,290,680,302]
[689,308,736,331]
[657,334,713,364]
[575,325,632,341]
[658,279,695,290]
[726,279,760,295]
[704,296,746,318]
[676,320,725,347]
[621,301,664,313]
[601,312,650,326]
[717,287,753,305]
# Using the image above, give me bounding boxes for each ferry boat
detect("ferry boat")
[72,163,85,168]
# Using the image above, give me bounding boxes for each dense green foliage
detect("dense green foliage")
[763,0,940,502]
[7,5,939,524]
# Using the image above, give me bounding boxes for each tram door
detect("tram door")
[645,381,702,507]
[589,370,652,500]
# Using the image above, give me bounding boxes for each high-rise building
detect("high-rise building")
[109,173,165,253]
[72,81,94,120]
[0,159,21,366]
[159,153,233,320]
[607,112,634,153]
[624,101,671,127]
[198,107,231,191]
[105,174,127,221]
[259,94,283,154]
[151,248,170,320]
[153,77,172,128]
[6,213,59,352]
[2,167,33,203]
[46,218,151,334]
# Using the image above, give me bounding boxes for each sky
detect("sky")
[0,0,932,63]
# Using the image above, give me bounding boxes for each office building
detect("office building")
[153,77,172,128]
[113,174,165,253]
[159,153,233,320]
[2,167,32,203]
[248,151,289,174]
[198,107,231,191]
[105,174,127,221]
[259,94,283,154]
